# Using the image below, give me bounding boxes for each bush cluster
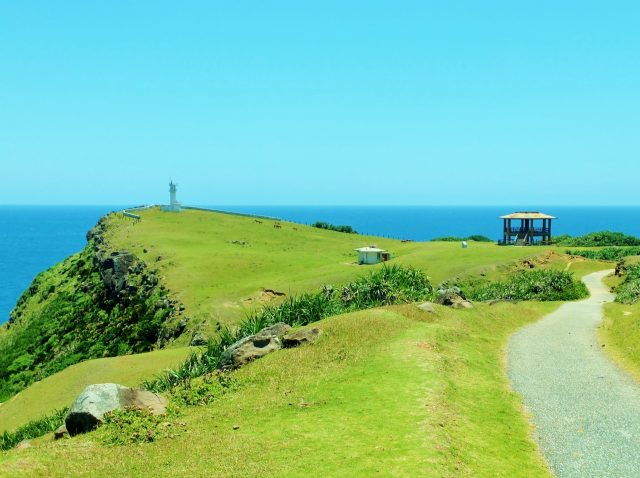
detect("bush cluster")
[170,372,237,406]
[431,235,492,242]
[98,406,183,446]
[144,265,432,392]
[556,231,640,247]
[565,247,640,261]
[465,269,588,302]
[312,221,358,234]
[615,265,640,304]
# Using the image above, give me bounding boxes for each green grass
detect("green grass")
[598,259,640,382]
[102,207,557,337]
[0,302,556,477]
[0,347,191,433]
[600,302,640,382]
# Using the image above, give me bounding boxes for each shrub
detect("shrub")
[431,235,492,242]
[0,408,67,451]
[556,231,640,247]
[467,235,493,242]
[312,221,358,234]
[615,265,640,304]
[565,247,640,261]
[98,406,184,446]
[465,270,588,302]
[170,372,237,406]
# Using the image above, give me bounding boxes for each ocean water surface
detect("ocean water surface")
[2,205,640,324]
[0,206,121,325]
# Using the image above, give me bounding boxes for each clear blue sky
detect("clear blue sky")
[1,1,638,206]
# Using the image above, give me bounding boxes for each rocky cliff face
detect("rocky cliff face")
[0,215,186,402]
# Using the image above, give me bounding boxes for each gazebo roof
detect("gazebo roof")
[500,211,556,220]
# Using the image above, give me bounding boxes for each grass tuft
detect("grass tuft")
[0,408,67,451]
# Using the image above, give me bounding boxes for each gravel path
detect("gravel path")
[508,270,640,478]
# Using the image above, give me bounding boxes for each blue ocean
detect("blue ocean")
[2,205,640,325]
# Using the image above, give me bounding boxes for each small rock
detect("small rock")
[282,328,322,348]
[54,425,68,440]
[435,288,472,309]
[190,333,208,346]
[417,302,436,313]
[233,424,240,430]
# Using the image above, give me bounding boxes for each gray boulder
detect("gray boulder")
[283,327,322,348]
[65,384,167,436]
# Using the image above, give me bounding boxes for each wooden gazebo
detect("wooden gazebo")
[500,211,556,245]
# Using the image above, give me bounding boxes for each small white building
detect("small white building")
[356,246,391,265]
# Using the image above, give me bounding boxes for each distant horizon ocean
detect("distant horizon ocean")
[3,204,640,324]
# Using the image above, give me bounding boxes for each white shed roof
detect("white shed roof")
[355,247,386,253]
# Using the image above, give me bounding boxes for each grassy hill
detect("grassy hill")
[0,206,616,476]
[0,206,569,403]
[102,207,558,337]
[0,302,558,477]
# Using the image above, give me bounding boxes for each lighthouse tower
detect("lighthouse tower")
[162,181,182,212]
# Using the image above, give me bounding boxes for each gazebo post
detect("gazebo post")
[503,219,506,244]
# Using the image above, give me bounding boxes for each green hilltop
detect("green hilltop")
[0,207,620,476]
[0,207,550,400]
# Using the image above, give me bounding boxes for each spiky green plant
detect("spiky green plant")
[143,265,432,392]
[0,408,68,451]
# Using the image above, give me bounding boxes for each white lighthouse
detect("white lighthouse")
[161,181,182,212]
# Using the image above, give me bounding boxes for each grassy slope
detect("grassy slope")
[0,302,557,477]
[0,347,191,433]
[103,208,556,336]
[599,257,640,380]
[0,208,613,475]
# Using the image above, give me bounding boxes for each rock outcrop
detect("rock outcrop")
[54,425,68,440]
[65,383,167,436]
[435,287,473,309]
[282,327,322,347]
[221,323,292,368]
